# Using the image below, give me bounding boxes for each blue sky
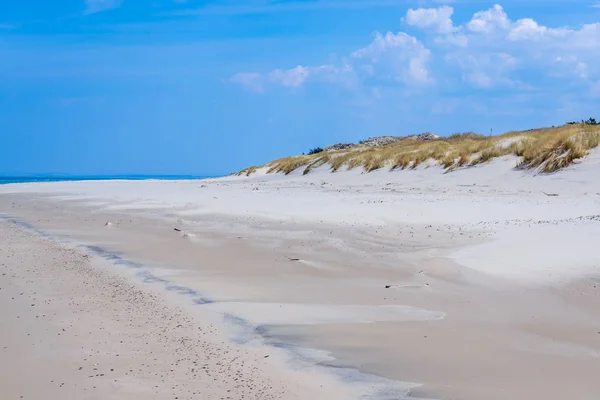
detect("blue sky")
[2,0,600,176]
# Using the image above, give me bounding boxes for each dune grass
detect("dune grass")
[237,124,600,176]
[303,153,331,175]
[237,165,259,176]
[266,155,312,175]
[516,125,600,172]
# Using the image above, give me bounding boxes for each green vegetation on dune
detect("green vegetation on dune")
[237,122,600,176]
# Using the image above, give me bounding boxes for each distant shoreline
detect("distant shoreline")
[0,174,213,185]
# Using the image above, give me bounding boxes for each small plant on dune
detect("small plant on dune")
[330,151,364,172]
[517,127,600,173]
[303,154,331,175]
[447,132,486,141]
[347,156,364,170]
[440,154,457,169]
[509,141,527,157]
[411,152,429,169]
[244,166,259,176]
[237,165,259,176]
[307,147,324,155]
[363,154,386,172]
[457,154,471,167]
[567,117,598,125]
[267,155,313,175]
[392,153,414,170]
[470,146,511,166]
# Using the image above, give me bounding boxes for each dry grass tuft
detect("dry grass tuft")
[517,126,600,173]
[267,155,312,175]
[330,152,359,172]
[239,124,600,176]
[303,154,331,175]
[470,146,512,166]
[237,165,259,176]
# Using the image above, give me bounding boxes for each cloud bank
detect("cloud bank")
[231,4,600,96]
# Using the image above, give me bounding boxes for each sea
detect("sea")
[0,175,209,185]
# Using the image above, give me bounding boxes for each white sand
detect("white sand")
[2,154,600,399]
[453,222,600,285]
[4,155,600,285]
[204,303,444,325]
[0,220,354,400]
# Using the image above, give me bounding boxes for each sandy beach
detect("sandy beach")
[0,220,357,400]
[2,155,600,399]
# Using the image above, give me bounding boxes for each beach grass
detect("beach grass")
[237,165,260,176]
[237,124,600,176]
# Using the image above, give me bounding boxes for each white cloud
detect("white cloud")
[231,31,432,91]
[230,73,264,93]
[84,0,123,15]
[232,65,350,92]
[466,4,510,33]
[453,4,600,51]
[448,52,517,88]
[351,32,414,59]
[231,4,600,95]
[416,4,600,89]
[507,18,551,41]
[351,32,432,84]
[404,5,455,34]
[269,65,311,88]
